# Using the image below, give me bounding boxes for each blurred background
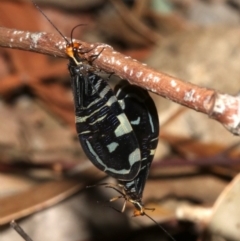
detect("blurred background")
[1,0,240,240]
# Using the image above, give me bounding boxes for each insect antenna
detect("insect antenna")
[86,182,120,190]
[87,183,128,212]
[89,184,176,241]
[102,203,123,213]
[103,189,176,241]
[31,0,70,45]
[142,212,176,241]
[70,24,87,43]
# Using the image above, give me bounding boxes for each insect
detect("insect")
[103,80,159,216]
[69,65,143,182]
[69,48,160,219]
[31,3,174,237]
[32,1,142,182]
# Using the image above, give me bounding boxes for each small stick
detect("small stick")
[10,220,34,241]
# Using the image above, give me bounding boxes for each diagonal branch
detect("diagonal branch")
[1,26,240,135]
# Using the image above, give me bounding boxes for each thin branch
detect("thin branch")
[10,220,34,241]
[1,27,240,135]
[107,0,162,44]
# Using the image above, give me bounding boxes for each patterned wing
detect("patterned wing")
[69,65,141,181]
[115,80,159,198]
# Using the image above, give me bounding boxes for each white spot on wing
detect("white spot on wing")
[107,142,119,153]
[114,113,133,137]
[118,99,125,110]
[86,141,139,175]
[148,112,154,132]
[89,114,107,125]
[129,148,141,166]
[99,85,111,98]
[107,96,117,106]
[131,117,140,125]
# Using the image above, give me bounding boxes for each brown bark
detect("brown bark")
[1,26,240,135]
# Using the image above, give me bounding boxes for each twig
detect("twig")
[107,0,162,44]
[0,26,240,135]
[10,220,34,241]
